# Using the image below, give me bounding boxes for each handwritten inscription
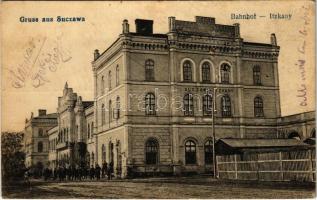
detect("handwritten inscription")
[296,5,310,106]
[7,35,72,88]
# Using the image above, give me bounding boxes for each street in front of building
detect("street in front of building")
[2,176,315,199]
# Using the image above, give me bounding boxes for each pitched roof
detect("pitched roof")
[219,138,309,148]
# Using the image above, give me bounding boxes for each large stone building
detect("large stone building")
[47,83,94,169]
[90,16,283,177]
[24,110,57,168]
[25,16,315,178]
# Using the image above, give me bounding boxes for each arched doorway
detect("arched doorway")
[116,141,122,176]
[109,142,114,163]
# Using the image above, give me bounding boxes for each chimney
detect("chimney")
[168,16,176,32]
[94,49,100,61]
[38,109,46,116]
[195,16,215,24]
[122,19,129,34]
[271,33,277,46]
[135,19,153,35]
[233,23,240,38]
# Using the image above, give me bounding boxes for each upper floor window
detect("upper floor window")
[109,100,112,122]
[204,140,213,165]
[91,122,94,136]
[185,140,196,164]
[254,96,264,117]
[183,61,192,82]
[38,128,43,137]
[38,141,43,152]
[145,138,159,165]
[108,71,112,90]
[221,95,231,117]
[183,93,194,116]
[101,104,105,125]
[253,65,261,85]
[145,93,156,115]
[115,96,120,119]
[101,76,105,95]
[145,59,155,81]
[116,65,120,86]
[87,124,90,139]
[66,128,69,142]
[203,94,213,116]
[202,62,211,82]
[220,63,231,84]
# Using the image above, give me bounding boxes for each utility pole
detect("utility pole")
[212,87,218,179]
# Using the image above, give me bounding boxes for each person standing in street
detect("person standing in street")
[95,164,101,180]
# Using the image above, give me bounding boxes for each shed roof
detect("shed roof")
[216,138,313,155]
[219,138,309,148]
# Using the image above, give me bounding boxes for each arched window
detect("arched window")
[145,138,159,165]
[38,128,43,137]
[185,140,196,164]
[220,63,230,83]
[101,104,105,125]
[116,65,120,86]
[253,65,261,85]
[91,122,94,136]
[202,62,211,82]
[184,94,194,116]
[203,94,213,116]
[145,93,156,115]
[254,96,264,117]
[221,95,231,117]
[66,128,69,142]
[38,141,43,152]
[88,124,90,139]
[288,131,301,140]
[63,128,66,142]
[101,76,105,95]
[108,71,112,90]
[102,144,106,163]
[109,100,112,122]
[115,96,120,119]
[145,59,155,81]
[183,61,192,82]
[311,128,316,138]
[204,140,213,164]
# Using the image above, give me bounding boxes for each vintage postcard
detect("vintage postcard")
[1,1,316,199]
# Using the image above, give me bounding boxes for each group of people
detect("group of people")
[40,162,114,181]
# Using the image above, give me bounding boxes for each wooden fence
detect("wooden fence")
[217,149,316,182]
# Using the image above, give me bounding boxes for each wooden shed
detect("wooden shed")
[215,138,315,182]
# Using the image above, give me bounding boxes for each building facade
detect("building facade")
[24,110,57,169]
[91,16,282,177]
[47,83,94,168]
[25,16,315,178]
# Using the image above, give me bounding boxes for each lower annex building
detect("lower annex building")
[24,16,316,178]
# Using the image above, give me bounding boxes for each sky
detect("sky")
[1,1,315,132]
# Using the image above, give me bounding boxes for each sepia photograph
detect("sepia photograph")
[1,1,316,199]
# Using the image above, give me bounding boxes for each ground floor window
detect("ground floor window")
[185,140,196,164]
